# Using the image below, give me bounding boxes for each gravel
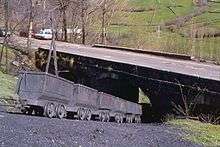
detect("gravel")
[0,107,201,147]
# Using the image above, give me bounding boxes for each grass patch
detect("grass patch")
[0,45,18,100]
[87,0,220,62]
[103,0,220,62]
[0,70,17,99]
[139,88,151,104]
[128,0,195,24]
[191,1,220,29]
[88,0,220,63]
[168,119,220,146]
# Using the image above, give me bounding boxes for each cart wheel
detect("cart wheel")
[99,112,105,122]
[126,115,133,123]
[105,112,110,122]
[115,114,120,123]
[43,104,48,116]
[126,115,130,123]
[86,109,92,121]
[135,115,141,123]
[45,103,55,118]
[98,112,102,122]
[56,105,66,119]
[77,108,81,120]
[21,108,27,114]
[77,108,86,120]
[119,114,124,123]
[130,115,134,123]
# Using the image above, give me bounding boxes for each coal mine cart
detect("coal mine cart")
[16,72,142,123]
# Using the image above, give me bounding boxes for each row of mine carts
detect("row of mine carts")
[16,72,142,123]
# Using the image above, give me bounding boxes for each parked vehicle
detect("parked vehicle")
[19,29,35,38]
[34,29,52,40]
[16,72,142,123]
[0,28,11,37]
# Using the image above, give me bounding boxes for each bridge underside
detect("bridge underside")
[36,49,220,115]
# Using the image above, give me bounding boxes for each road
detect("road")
[0,107,200,147]
[1,36,220,81]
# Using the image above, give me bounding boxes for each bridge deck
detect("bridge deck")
[1,36,220,81]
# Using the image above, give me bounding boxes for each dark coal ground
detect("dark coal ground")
[0,107,201,147]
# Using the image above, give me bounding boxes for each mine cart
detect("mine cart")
[16,71,142,123]
[17,72,74,107]
[17,72,74,118]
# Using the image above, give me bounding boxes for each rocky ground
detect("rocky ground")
[0,107,201,147]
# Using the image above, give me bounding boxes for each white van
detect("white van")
[34,29,52,40]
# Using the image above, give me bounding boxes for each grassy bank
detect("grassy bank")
[168,119,220,146]
[0,70,17,100]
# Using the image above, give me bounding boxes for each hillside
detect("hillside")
[101,0,220,63]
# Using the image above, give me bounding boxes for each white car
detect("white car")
[34,29,52,40]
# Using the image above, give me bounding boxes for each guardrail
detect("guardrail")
[93,44,192,60]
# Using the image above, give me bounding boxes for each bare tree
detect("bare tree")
[48,0,77,42]
[0,0,10,71]
[80,0,87,44]
[26,0,40,57]
[100,0,107,44]
[45,9,58,76]
[56,0,70,41]
[97,0,127,44]
[78,0,99,44]
[69,4,80,43]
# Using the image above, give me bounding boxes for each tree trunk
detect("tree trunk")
[27,0,34,58]
[46,11,58,76]
[0,0,9,71]
[101,0,106,44]
[81,7,86,45]
[43,0,46,27]
[62,9,68,42]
